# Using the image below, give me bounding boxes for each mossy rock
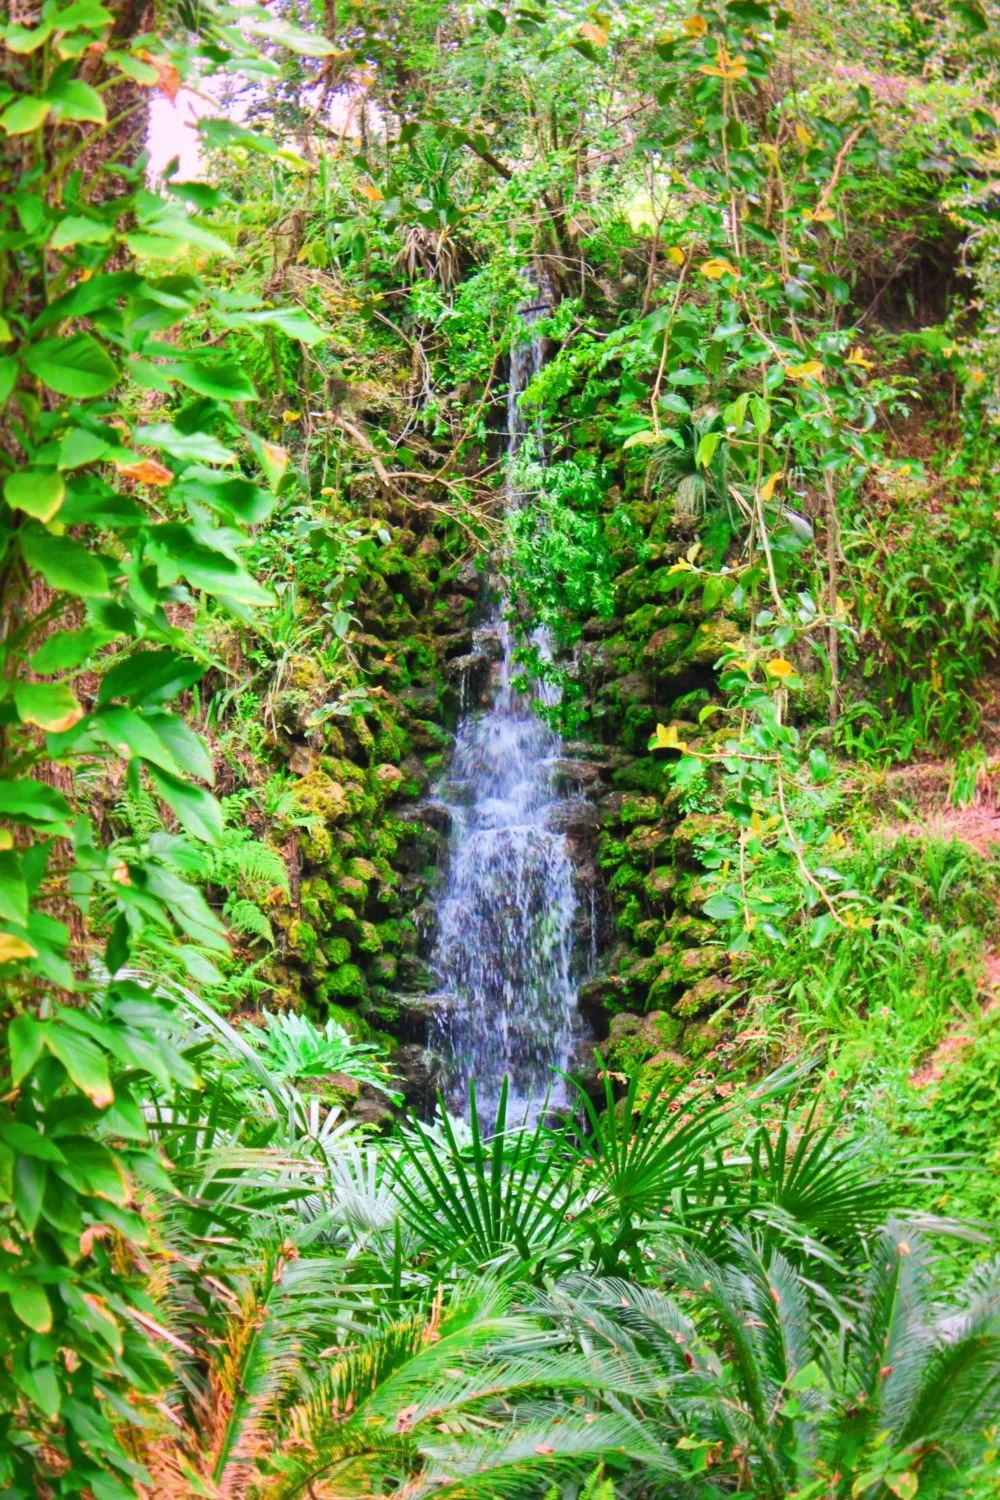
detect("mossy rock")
[300,824,334,864]
[608,862,644,896]
[673,944,725,983]
[685,1014,725,1060]
[606,1010,684,1072]
[643,866,677,903]
[672,811,728,862]
[674,974,734,1018]
[286,919,319,962]
[326,937,352,966]
[643,622,695,668]
[296,770,351,826]
[369,953,398,984]
[626,823,673,861]
[633,918,663,949]
[620,794,660,825]
[324,962,368,1001]
[612,758,672,795]
[659,913,716,948]
[336,873,368,905]
[347,856,380,883]
[355,920,383,954]
[683,618,741,667]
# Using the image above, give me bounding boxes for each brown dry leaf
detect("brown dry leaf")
[138,51,181,103]
[579,22,609,46]
[116,458,174,486]
[358,180,384,203]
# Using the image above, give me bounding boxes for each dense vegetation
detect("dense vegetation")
[1,0,1000,1495]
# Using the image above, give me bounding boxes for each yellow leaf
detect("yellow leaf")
[654,723,689,752]
[579,22,608,46]
[685,540,701,563]
[846,346,874,370]
[805,205,835,223]
[282,410,301,423]
[760,471,783,503]
[0,830,12,850]
[699,257,739,280]
[794,122,812,149]
[667,558,695,574]
[764,657,795,679]
[623,429,667,450]
[683,14,708,36]
[750,810,764,836]
[666,245,686,265]
[785,359,824,382]
[0,933,38,963]
[358,180,384,203]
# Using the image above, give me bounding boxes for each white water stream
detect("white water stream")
[427,308,588,1118]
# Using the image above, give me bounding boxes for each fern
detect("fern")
[225,896,276,947]
[208,825,290,900]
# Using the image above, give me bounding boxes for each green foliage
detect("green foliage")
[250,1008,403,1100]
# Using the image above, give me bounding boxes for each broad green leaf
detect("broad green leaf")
[49,215,115,250]
[91,705,206,781]
[24,333,119,397]
[245,15,340,54]
[4,468,65,523]
[218,305,326,346]
[695,431,723,469]
[171,541,274,607]
[30,627,114,672]
[146,763,223,844]
[3,22,54,52]
[0,851,29,925]
[167,358,258,401]
[14,681,84,733]
[8,1013,46,1082]
[57,428,114,469]
[0,96,50,134]
[135,422,235,465]
[51,0,114,27]
[0,355,17,405]
[145,710,213,783]
[107,50,159,83]
[703,891,740,920]
[44,78,106,124]
[0,779,71,828]
[20,529,111,598]
[7,1281,52,1333]
[97,648,205,707]
[44,1023,113,1106]
[57,1138,130,1203]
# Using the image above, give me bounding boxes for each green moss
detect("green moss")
[325,962,368,1000]
[620,795,660,825]
[319,937,348,966]
[356,920,383,954]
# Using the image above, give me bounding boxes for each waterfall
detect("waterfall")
[427,300,587,1119]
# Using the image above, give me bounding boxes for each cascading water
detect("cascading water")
[427,303,589,1119]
